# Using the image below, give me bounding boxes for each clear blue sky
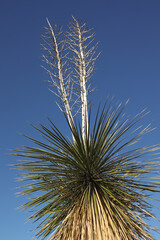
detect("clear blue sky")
[1,0,160,239]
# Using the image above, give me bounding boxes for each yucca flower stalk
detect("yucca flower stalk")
[14,17,160,239]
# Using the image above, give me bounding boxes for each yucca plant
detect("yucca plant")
[14,17,160,240]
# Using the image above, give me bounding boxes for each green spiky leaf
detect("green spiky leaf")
[14,102,160,240]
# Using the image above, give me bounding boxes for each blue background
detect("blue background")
[1,0,160,239]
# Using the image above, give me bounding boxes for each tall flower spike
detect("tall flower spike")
[41,19,74,137]
[42,17,99,141]
[67,16,99,140]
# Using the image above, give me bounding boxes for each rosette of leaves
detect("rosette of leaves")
[14,102,160,240]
